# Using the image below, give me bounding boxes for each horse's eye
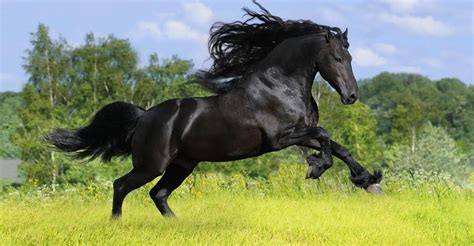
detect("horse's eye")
[335,57,343,63]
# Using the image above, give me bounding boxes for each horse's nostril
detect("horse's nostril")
[349,94,357,101]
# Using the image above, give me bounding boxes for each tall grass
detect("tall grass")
[1,164,472,245]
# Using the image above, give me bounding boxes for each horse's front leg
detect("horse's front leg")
[299,139,383,193]
[303,127,333,179]
[281,126,333,179]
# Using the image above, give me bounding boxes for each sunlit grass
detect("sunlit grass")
[1,191,472,244]
[1,164,472,245]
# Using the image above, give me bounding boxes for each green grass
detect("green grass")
[1,165,473,245]
[1,191,473,245]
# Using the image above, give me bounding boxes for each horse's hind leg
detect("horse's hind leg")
[112,167,164,218]
[149,158,198,217]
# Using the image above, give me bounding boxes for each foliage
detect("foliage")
[359,72,474,153]
[384,123,471,181]
[10,25,206,186]
[0,92,22,158]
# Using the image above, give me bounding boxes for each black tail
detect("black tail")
[46,101,145,162]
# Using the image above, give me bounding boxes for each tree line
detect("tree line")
[0,24,472,186]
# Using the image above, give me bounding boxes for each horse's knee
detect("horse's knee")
[113,177,126,193]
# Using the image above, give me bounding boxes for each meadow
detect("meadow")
[1,164,472,245]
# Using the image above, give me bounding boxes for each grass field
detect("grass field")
[1,166,473,245]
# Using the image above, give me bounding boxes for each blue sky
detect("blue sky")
[1,0,473,92]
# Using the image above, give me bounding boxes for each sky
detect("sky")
[0,0,473,92]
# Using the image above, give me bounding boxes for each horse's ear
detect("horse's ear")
[325,30,331,43]
[343,28,348,40]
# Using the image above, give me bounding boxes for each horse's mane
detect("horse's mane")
[194,0,345,94]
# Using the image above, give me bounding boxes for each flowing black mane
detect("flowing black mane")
[195,0,345,94]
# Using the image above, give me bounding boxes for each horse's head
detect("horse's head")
[316,29,358,105]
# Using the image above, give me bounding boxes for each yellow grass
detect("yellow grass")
[1,191,472,245]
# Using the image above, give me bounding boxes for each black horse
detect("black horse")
[48,2,382,218]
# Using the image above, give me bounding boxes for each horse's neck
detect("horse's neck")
[243,35,322,102]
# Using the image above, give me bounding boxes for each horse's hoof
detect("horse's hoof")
[305,165,322,179]
[366,184,383,194]
[111,214,121,220]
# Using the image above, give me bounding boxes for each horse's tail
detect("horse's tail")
[46,101,145,162]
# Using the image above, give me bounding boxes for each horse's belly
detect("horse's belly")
[179,124,264,162]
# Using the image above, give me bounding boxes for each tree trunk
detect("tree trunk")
[411,127,416,153]
[45,48,54,106]
[45,47,57,190]
[51,152,56,192]
[93,50,98,105]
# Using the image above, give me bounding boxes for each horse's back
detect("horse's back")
[131,95,266,164]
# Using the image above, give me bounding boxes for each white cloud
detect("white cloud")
[183,0,213,25]
[352,48,387,66]
[164,20,207,44]
[131,20,207,45]
[391,65,422,73]
[133,21,162,40]
[373,43,396,55]
[380,0,419,13]
[380,13,453,37]
[131,1,211,45]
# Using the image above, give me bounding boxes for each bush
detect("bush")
[384,123,470,181]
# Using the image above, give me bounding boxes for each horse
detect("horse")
[47,1,382,218]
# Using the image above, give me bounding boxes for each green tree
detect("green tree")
[68,34,138,122]
[12,25,205,185]
[12,24,71,188]
[360,72,473,154]
[0,92,22,158]
[385,123,469,180]
[389,93,424,152]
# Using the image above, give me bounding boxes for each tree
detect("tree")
[12,24,206,185]
[386,123,469,180]
[359,72,473,154]
[0,92,22,158]
[12,24,71,188]
[389,93,424,152]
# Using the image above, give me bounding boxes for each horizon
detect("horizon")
[1,0,473,92]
